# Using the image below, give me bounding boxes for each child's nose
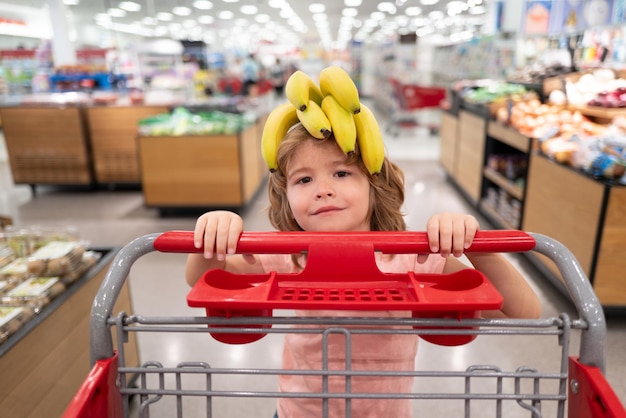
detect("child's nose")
[315,182,334,198]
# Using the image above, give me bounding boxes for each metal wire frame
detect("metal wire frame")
[111,312,581,418]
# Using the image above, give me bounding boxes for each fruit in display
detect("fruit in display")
[354,103,385,175]
[321,94,356,155]
[319,66,361,114]
[261,102,299,171]
[296,99,332,139]
[285,70,323,111]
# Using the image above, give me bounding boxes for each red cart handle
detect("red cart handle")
[154,230,536,254]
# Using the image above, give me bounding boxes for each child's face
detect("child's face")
[284,139,371,232]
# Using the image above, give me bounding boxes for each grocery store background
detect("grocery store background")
[1,0,626,417]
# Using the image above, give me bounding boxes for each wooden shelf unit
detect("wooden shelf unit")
[85,105,168,185]
[138,120,266,209]
[439,111,459,177]
[440,105,626,308]
[522,153,626,309]
[0,106,93,186]
[454,110,486,203]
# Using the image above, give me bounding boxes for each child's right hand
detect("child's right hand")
[193,210,244,261]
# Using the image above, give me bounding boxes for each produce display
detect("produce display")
[507,63,573,85]
[460,81,529,105]
[496,98,626,183]
[565,69,626,107]
[138,106,256,136]
[264,66,384,175]
[0,226,100,343]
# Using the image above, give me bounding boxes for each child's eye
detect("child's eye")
[335,170,350,178]
[296,176,312,184]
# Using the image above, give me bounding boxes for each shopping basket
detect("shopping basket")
[386,78,447,137]
[63,230,626,418]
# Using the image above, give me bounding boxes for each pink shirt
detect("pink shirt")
[259,253,447,418]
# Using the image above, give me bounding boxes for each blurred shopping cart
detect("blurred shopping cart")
[387,78,447,137]
[63,230,625,418]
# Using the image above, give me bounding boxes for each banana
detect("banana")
[321,94,356,155]
[285,70,324,111]
[296,99,332,139]
[261,102,299,171]
[354,103,385,175]
[319,66,361,114]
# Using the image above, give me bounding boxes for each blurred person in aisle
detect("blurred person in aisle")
[242,53,261,97]
[270,57,286,99]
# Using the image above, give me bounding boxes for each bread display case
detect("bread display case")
[0,247,139,417]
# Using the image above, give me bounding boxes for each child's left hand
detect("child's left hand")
[418,213,480,262]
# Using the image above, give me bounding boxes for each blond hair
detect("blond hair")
[267,123,406,232]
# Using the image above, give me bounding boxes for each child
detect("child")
[185,123,541,417]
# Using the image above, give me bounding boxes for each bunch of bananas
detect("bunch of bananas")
[261,66,385,175]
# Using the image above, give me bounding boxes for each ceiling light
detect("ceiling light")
[63,0,80,5]
[405,7,422,16]
[157,12,173,21]
[193,0,213,9]
[255,14,271,23]
[378,2,397,14]
[309,3,326,13]
[240,5,258,15]
[222,0,239,3]
[218,10,235,19]
[469,6,486,15]
[173,7,192,16]
[107,8,126,17]
[119,1,141,12]
[428,10,445,20]
[268,0,285,8]
[342,8,358,17]
[198,15,215,24]
[420,0,440,5]
[344,0,362,6]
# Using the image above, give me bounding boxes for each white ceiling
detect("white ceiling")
[1,0,489,49]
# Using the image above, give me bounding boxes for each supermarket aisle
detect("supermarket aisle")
[0,108,625,416]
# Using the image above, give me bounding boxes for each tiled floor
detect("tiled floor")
[0,107,624,416]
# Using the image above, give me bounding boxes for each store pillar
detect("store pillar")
[47,0,76,66]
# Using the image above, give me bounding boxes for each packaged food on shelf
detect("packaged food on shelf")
[0,244,15,269]
[59,250,102,286]
[2,277,66,312]
[0,305,35,344]
[26,241,86,277]
[0,229,34,257]
[0,280,16,296]
[28,225,79,251]
[0,257,29,283]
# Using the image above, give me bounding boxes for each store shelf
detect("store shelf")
[0,106,93,187]
[483,167,524,201]
[0,247,139,417]
[138,118,266,210]
[479,200,517,230]
[85,105,168,185]
[487,121,532,152]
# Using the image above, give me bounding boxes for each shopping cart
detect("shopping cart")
[386,78,447,137]
[63,230,625,418]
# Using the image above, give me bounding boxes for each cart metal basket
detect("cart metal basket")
[63,230,626,418]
